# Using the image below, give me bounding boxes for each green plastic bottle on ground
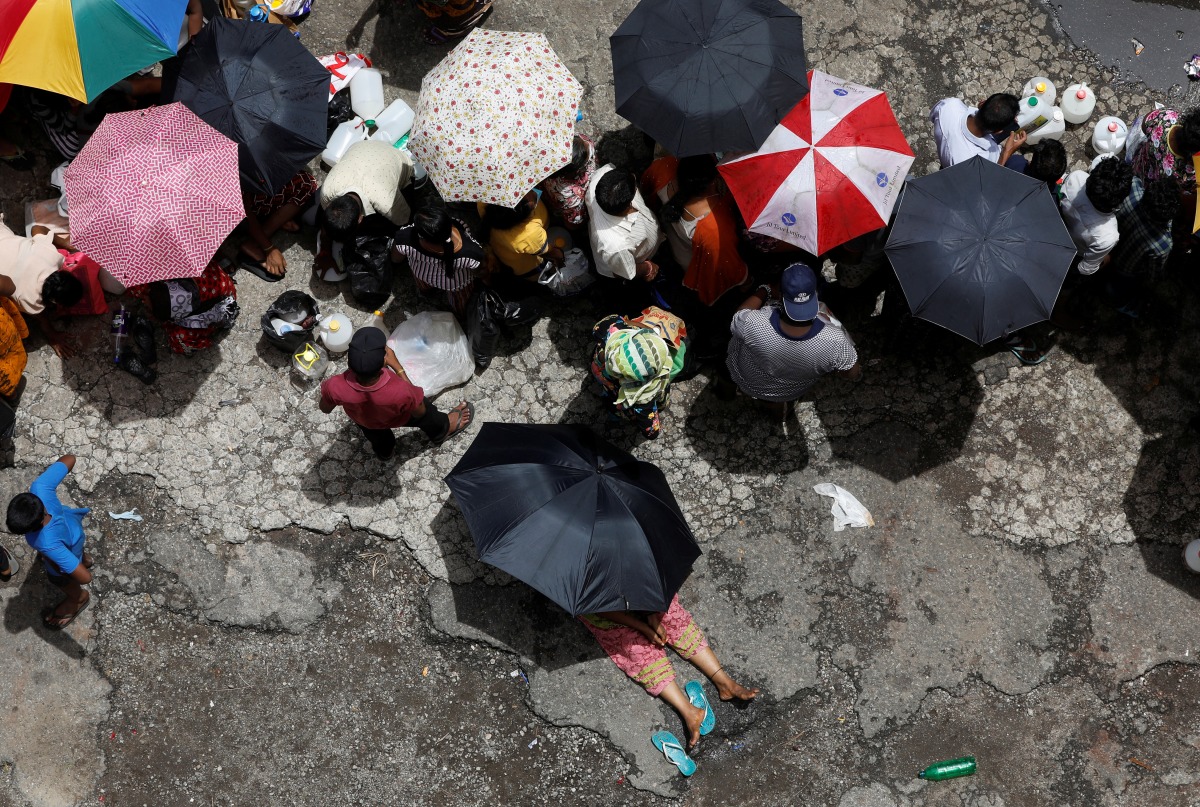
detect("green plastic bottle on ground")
[918,756,976,781]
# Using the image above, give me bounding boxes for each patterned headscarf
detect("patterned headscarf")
[604,328,672,407]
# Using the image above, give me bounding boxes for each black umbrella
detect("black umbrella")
[164,17,328,195]
[611,0,808,157]
[884,156,1077,345]
[444,423,700,617]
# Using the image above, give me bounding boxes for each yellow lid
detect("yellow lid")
[373,310,383,317]
[295,345,321,370]
[329,320,341,332]
[1035,81,1046,93]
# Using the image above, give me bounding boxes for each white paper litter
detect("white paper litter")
[108,509,143,521]
[813,484,874,531]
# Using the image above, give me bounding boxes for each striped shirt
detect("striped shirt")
[726,306,858,402]
[391,218,484,292]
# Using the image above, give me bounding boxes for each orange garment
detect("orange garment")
[642,157,748,306]
[0,296,29,398]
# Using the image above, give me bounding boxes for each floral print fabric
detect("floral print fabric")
[1132,108,1197,190]
[409,30,583,207]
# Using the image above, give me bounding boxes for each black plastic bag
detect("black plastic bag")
[466,289,542,369]
[261,290,320,353]
[327,88,355,139]
[343,215,397,310]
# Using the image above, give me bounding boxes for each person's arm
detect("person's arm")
[737,284,773,312]
[33,311,76,359]
[0,274,16,298]
[185,0,204,37]
[998,129,1028,165]
[318,383,336,415]
[837,362,863,381]
[57,454,76,473]
[30,225,72,252]
[68,563,92,585]
[596,610,664,646]
[383,347,409,379]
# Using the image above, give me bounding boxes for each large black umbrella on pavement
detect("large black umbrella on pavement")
[444,423,701,616]
[164,17,328,195]
[885,156,1077,345]
[611,0,808,157]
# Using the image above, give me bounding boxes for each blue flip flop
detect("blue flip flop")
[652,730,697,777]
[684,680,715,735]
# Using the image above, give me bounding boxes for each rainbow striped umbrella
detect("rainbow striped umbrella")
[0,0,188,103]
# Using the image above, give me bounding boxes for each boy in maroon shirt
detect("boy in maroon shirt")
[319,328,473,459]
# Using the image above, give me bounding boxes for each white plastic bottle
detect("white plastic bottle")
[1021,76,1057,107]
[350,67,385,121]
[323,117,367,167]
[370,98,415,143]
[1025,107,1065,145]
[362,310,388,337]
[1061,82,1097,125]
[1016,96,1050,133]
[1092,117,1129,155]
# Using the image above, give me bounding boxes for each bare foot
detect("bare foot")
[715,675,760,702]
[82,553,94,569]
[681,702,705,750]
[279,220,300,233]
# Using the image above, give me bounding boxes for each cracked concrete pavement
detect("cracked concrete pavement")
[2,0,1200,804]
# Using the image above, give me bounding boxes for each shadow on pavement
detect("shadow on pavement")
[2,567,87,659]
[300,422,425,506]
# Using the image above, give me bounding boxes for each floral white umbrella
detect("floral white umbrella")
[408,29,583,207]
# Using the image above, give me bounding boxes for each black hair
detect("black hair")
[595,169,637,216]
[594,137,634,174]
[1140,178,1181,226]
[1177,107,1200,156]
[6,492,45,534]
[659,155,718,225]
[1026,140,1067,187]
[549,135,591,180]
[976,93,1020,132]
[42,270,84,309]
[414,206,456,279]
[324,194,363,241]
[1085,158,1134,214]
[480,192,537,235]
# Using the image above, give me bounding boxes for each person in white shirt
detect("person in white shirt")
[1059,158,1134,275]
[585,164,664,282]
[930,93,1025,169]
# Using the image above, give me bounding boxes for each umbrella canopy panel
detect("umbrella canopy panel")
[719,70,914,255]
[611,0,808,157]
[64,103,245,287]
[165,16,329,195]
[0,0,187,102]
[445,423,700,616]
[885,156,1078,345]
[409,29,583,207]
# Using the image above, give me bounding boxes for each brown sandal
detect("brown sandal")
[43,595,90,630]
[434,401,475,444]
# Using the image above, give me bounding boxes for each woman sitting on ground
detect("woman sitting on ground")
[391,206,485,320]
[238,170,318,281]
[581,593,758,753]
[413,0,493,45]
[477,189,564,282]
[0,221,84,358]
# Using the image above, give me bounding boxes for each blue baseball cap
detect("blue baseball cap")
[781,262,819,321]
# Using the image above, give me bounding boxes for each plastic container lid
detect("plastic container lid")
[329,320,341,332]
[1185,539,1200,572]
[1108,121,1119,132]
[1027,97,1039,107]
[1076,88,1090,99]
[1035,81,1047,93]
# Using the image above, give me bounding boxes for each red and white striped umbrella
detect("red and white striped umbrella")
[65,103,245,287]
[718,70,914,256]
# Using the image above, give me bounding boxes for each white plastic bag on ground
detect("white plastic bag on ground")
[387,311,473,397]
[813,483,874,531]
[538,248,595,296]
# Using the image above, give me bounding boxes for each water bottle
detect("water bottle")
[247,5,269,22]
[270,317,300,336]
[1092,116,1129,155]
[111,305,129,363]
[363,309,388,337]
[918,757,976,781]
[1061,82,1097,125]
[1021,77,1057,107]
[1025,107,1065,145]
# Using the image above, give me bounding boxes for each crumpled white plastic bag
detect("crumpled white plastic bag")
[813,483,874,531]
[387,311,473,397]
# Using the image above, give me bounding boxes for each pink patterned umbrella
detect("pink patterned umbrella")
[64,103,245,286]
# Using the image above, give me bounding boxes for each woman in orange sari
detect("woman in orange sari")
[0,274,30,400]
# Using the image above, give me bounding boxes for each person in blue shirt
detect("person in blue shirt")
[5,454,93,629]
